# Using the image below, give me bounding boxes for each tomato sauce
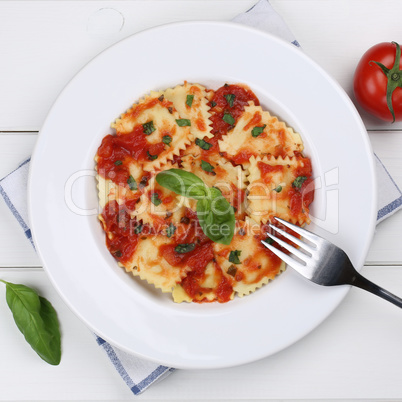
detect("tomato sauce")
[101,201,139,264]
[96,97,169,187]
[257,161,284,177]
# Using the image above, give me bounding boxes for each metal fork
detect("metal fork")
[261,217,402,309]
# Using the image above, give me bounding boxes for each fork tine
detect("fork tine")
[273,217,320,244]
[261,239,306,272]
[264,232,310,262]
[268,223,315,253]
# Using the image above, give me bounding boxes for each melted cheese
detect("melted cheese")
[218,102,303,166]
[163,83,213,139]
[112,95,193,171]
[246,155,312,225]
[122,235,189,292]
[213,218,285,296]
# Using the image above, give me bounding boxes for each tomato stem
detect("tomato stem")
[370,41,402,123]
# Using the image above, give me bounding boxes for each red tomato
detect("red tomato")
[353,42,402,122]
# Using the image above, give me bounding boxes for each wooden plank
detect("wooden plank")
[271,0,402,131]
[1,0,402,131]
[1,267,402,400]
[0,0,255,131]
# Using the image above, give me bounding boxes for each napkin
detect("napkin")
[1,0,401,395]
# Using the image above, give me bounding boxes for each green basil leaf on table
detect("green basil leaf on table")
[0,280,61,365]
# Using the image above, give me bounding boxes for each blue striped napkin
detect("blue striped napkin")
[1,0,401,395]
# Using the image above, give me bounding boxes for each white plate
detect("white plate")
[29,21,377,369]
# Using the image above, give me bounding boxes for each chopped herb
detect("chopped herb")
[127,175,137,191]
[264,237,274,245]
[186,94,194,107]
[229,250,241,264]
[174,243,196,254]
[134,224,143,234]
[273,185,282,193]
[292,176,308,189]
[211,101,217,108]
[114,160,123,166]
[223,112,235,126]
[151,193,162,206]
[176,119,191,127]
[180,216,190,224]
[238,228,246,236]
[158,94,164,102]
[166,223,176,238]
[162,135,172,147]
[165,211,173,219]
[147,151,158,161]
[142,121,156,135]
[201,160,215,173]
[251,124,266,138]
[195,138,212,150]
[168,106,173,114]
[139,176,149,190]
[224,83,229,87]
[114,250,122,258]
[224,93,235,107]
[227,265,237,277]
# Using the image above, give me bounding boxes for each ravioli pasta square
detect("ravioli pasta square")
[95,82,314,303]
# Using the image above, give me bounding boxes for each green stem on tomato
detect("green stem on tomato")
[369,41,402,123]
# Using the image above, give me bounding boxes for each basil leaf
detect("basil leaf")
[162,135,172,147]
[227,265,238,277]
[147,151,158,161]
[156,169,207,198]
[251,124,267,138]
[166,223,176,238]
[224,94,235,107]
[151,193,162,206]
[273,185,282,193]
[210,101,217,108]
[229,250,241,264]
[223,112,235,126]
[0,280,61,365]
[127,175,137,191]
[201,160,215,173]
[175,243,195,254]
[292,176,308,189]
[196,187,235,245]
[186,94,194,107]
[134,223,143,234]
[143,121,156,135]
[114,160,123,166]
[157,170,235,245]
[264,237,274,245]
[176,119,191,127]
[195,138,212,150]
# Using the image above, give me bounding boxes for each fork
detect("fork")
[261,217,402,309]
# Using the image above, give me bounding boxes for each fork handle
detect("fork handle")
[350,272,402,309]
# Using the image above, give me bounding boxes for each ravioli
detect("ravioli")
[95,82,314,303]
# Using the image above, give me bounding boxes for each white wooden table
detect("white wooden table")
[2,1,402,400]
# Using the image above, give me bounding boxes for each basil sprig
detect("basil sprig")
[156,169,235,245]
[186,94,194,107]
[0,280,61,365]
